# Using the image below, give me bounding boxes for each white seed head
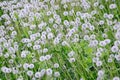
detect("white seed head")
[46,68,53,76]
[39,56,45,61]
[54,63,59,68]
[35,72,41,78]
[54,72,60,77]
[27,70,33,77]
[113,77,120,80]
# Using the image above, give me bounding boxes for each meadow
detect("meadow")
[0,0,120,80]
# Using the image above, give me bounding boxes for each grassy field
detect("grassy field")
[0,0,120,80]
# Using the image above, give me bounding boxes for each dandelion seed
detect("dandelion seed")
[98,70,104,77]
[111,46,119,53]
[108,58,113,63]
[109,4,117,9]
[35,72,41,78]
[68,51,75,57]
[54,72,60,77]
[96,61,102,67]
[69,58,76,63]
[27,70,33,77]
[113,77,120,80]
[54,63,59,68]
[46,68,53,76]
[39,56,45,62]
[29,64,34,69]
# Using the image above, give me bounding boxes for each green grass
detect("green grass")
[0,0,120,80]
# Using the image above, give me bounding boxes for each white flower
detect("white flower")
[107,20,113,26]
[1,66,8,73]
[96,61,102,67]
[99,5,104,9]
[111,46,119,53]
[91,10,97,15]
[21,53,26,58]
[96,76,102,80]
[113,77,120,80]
[6,68,12,73]
[47,33,54,39]
[109,4,117,9]
[102,33,108,38]
[63,20,70,27]
[63,4,68,9]
[70,21,75,26]
[84,35,90,41]
[53,38,60,45]
[11,31,17,36]
[115,54,120,61]
[46,68,53,76]
[46,27,51,32]
[94,2,99,7]
[27,43,32,47]
[90,34,96,40]
[99,41,106,46]
[114,40,120,46]
[17,77,23,80]
[99,20,104,25]
[92,57,99,63]
[43,48,48,53]
[103,13,108,18]
[71,2,75,7]
[11,54,16,59]
[42,31,47,35]
[108,14,114,19]
[98,70,104,77]
[35,72,41,78]
[8,47,15,54]
[89,25,95,31]
[55,18,61,24]
[76,11,81,16]
[45,54,52,60]
[38,22,46,29]
[31,77,36,80]
[41,35,46,40]
[12,68,19,74]
[97,48,104,52]
[32,58,37,63]
[63,11,68,16]
[69,58,76,63]
[115,33,120,40]
[96,51,102,57]
[33,45,41,50]
[53,14,60,19]
[40,69,46,76]
[68,51,75,57]
[28,31,32,35]
[49,18,54,24]
[27,70,33,77]
[46,11,52,16]
[29,64,34,69]
[23,63,29,70]
[4,53,9,58]
[108,58,113,63]
[89,40,98,47]
[54,63,59,68]
[39,56,45,61]
[30,25,36,30]
[21,38,31,43]
[113,23,120,30]
[54,72,60,77]
[62,41,69,46]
